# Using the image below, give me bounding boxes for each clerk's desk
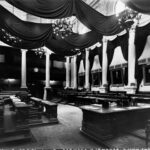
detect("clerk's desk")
[80,103,150,141]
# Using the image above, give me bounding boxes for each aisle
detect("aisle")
[1,104,101,149]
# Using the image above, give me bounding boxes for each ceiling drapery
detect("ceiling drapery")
[74,0,122,35]
[121,0,150,14]
[5,0,76,19]
[0,5,100,56]
[0,5,52,41]
[64,31,100,48]
[5,0,123,36]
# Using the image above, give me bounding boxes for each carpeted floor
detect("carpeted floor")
[1,104,102,149]
[1,104,149,149]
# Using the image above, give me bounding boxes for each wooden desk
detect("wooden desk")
[42,100,57,119]
[30,97,58,123]
[131,96,150,104]
[30,97,43,109]
[80,104,150,141]
[75,96,96,105]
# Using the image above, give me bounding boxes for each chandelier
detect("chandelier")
[52,17,73,39]
[117,8,140,30]
[0,28,22,44]
[34,47,45,58]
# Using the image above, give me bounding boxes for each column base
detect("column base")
[85,87,90,92]
[99,86,108,93]
[43,87,52,100]
[20,86,28,91]
[64,87,70,90]
[125,86,137,94]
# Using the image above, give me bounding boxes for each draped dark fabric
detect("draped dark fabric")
[45,31,99,56]
[135,23,150,59]
[64,31,101,48]
[119,32,129,61]
[0,5,52,41]
[107,33,129,85]
[75,0,122,36]
[5,0,75,19]
[77,54,82,74]
[82,51,86,69]
[89,48,98,84]
[77,51,85,73]
[107,32,129,65]
[134,23,150,89]
[0,33,44,49]
[0,5,100,56]
[107,41,116,86]
[97,47,102,67]
[6,0,123,36]
[119,33,129,85]
[121,0,150,14]
[107,41,116,67]
[45,37,77,56]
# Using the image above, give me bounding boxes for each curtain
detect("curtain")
[107,40,116,67]
[119,32,129,61]
[89,48,98,84]
[135,23,150,89]
[106,33,129,85]
[121,0,150,14]
[76,51,85,86]
[135,23,150,59]
[6,0,123,36]
[97,46,102,67]
[0,5,52,41]
[0,5,100,56]
[77,54,82,74]
[106,32,129,65]
[64,31,101,49]
[74,0,122,35]
[106,41,116,86]
[45,37,77,56]
[5,0,75,19]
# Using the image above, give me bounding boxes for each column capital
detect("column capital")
[130,21,138,32]
[74,55,77,59]
[85,48,90,52]
[102,36,108,43]
[21,49,28,53]
[45,50,52,56]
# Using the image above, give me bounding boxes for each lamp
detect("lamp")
[115,1,140,30]
[34,47,45,58]
[117,8,139,30]
[52,17,74,39]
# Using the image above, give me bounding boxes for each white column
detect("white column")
[21,49,27,89]
[85,48,90,90]
[74,55,77,89]
[43,50,51,100]
[100,37,108,93]
[126,23,137,94]
[45,51,51,88]
[65,57,70,88]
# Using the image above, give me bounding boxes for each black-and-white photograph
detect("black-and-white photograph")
[0,0,150,149]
